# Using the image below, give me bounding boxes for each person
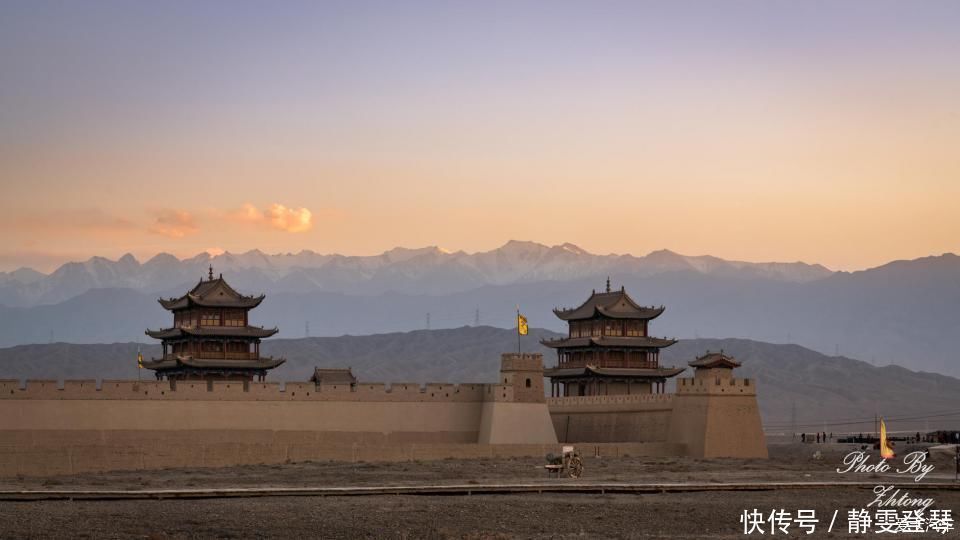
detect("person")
[817,432,821,444]
[802,433,806,443]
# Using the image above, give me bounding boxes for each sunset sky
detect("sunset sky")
[1,1,958,272]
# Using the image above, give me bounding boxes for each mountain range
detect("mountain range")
[0,241,957,376]
[1,327,957,432]
[0,241,833,307]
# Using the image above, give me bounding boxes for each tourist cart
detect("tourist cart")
[545,446,584,478]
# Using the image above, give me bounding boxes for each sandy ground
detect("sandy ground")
[1,443,958,539]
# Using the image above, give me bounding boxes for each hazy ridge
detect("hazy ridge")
[1,326,958,431]
[0,242,957,376]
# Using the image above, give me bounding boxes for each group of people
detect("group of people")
[800,432,832,443]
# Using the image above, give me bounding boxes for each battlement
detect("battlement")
[675,376,755,395]
[0,379,491,403]
[500,352,544,372]
[547,393,674,407]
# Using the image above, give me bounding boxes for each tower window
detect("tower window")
[525,378,531,388]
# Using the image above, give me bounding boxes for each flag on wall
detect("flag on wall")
[517,313,529,335]
[137,347,143,369]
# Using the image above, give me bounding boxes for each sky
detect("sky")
[1,0,958,273]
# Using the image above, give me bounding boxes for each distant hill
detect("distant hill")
[2,327,958,432]
[0,251,957,376]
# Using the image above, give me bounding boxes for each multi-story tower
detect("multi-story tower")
[143,267,284,381]
[542,279,683,396]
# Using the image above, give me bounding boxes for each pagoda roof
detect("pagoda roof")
[689,350,741,369]
[553,287,664,321]
[540,336,677,349]
[544,365,685,379]
[141,355,285,371]
[309,367,357,385]
[158,274,265,310]
[145,326,279,340]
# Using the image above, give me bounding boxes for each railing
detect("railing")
[547,394,674,406]
[556,359,659,369]
[164,352,256,361]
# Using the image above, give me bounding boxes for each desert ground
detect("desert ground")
[1,442,958,539]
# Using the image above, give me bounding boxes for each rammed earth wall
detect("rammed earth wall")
[0,356,767,477]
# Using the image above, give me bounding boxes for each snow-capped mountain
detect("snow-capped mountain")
[0,241,833,307]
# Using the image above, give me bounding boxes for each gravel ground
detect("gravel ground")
[7,443,945,491]
[1,443,958,539]
[3,489,958,539]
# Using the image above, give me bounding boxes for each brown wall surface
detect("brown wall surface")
[0,398,484,438]
[0,430,683,477]
[478,402,558,444]
[667,377,768,458]
[0,379,488,403]
[548,394,674,443]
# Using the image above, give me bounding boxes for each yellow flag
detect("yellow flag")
[517,313,529,335]
[879,418,895,459]
[137,350,143,369]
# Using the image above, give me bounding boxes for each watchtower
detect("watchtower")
[499,353,546,403]
[667,350,767,458]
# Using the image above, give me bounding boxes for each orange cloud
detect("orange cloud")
[149,210,198,238]
[228,203,313,233]
[266,203,312,233]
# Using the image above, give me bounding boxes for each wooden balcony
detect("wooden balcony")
[557,358,659,370]
[164,352,257,361]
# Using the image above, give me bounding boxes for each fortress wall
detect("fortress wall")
[477,402,558,444]
[0,430,682,477]
[0,398,484,436]
[676,376,756,396]
[548,394,675,443]
[0,379,490,403]
[667,377,767,458]
[483,383,514,402]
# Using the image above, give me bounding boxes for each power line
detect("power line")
[765,406,960,427]
[764,409,960,430]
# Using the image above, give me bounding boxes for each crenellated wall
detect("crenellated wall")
[0,356,768,477]
[0,354,562,476]
[0,379,489,402]
[547,373,767,458]
[666,373,767,458]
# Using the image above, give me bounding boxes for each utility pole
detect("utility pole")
[474,306,480,326]
[426,312,431,330]
[305,321,310,338]
[791,400,797,441]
